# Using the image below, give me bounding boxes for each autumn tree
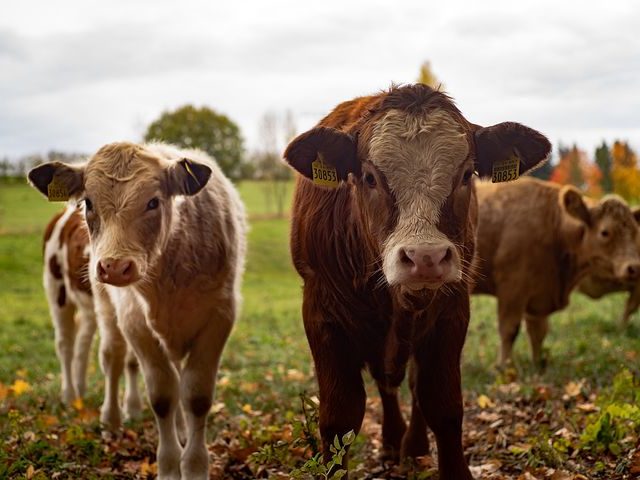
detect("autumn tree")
[550,144,602,196]
[611,140,640,202]
[144,105,246,180]
[595,142,613,193]
[417,61,444,90]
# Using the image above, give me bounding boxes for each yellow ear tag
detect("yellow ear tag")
[47,177,69,201]
[183,159,200,186]
[492,154,520,183]
[311,155,338,188]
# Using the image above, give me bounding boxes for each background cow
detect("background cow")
[43,206,142,426]
[284,84,550,479]
[578,207,640,326]
[29,142,247,480]
[473,178,640,368]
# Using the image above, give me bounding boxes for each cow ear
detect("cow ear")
[561,186,591,226]
[474,122,551,179]
[632,206,640,225]
[166,158,212,196]
[28,162,85,200]
[283,127,359,182]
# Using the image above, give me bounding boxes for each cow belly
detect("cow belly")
[526,292,567,317]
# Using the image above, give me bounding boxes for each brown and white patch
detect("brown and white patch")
[368,109,469,285]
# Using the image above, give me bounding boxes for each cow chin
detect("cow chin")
[386,269,461,292]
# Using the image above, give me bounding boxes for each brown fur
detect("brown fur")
[473,177,640,366]
[59,210,91,294]
[578,208,640,326]
[285,84,550,479]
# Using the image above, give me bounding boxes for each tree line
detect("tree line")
[529,140,640,203]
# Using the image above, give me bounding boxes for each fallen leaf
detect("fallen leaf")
[477,394,495,409]
[564,381,583,398]
[72,397,84,411]
[509,443,533,455]
[10,378,31,396]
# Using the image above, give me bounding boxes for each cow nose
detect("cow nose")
[97,257,138,286]
[398,245,453,282]
[626,263,640,280]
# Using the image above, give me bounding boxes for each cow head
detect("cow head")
[28,142,212,287]
[561,187,640,282]
[285,84,551,290]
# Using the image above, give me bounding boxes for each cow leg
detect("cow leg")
[376,382,406,462]
[497,296,525,366]
[94,288,126,429]
[400,361,430,459]
[50,300,78,405]
[525,314,549,370]
[413,303,472,480]
[72,307,97,398]
[179,316,233,480]
[123,348,143,420]
[121,309,182,480]
[622,287,640,326]
[308,330,365,476]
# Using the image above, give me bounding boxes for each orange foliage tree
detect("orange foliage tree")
[611,140,640,202]
[550,145,602,197]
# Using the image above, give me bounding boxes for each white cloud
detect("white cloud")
[1,0,639,160]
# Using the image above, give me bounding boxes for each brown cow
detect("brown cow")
[578,207,640,326]
[43,206,142,426]
[29,142,247,480]
[284,84,550,479]
[473,178,640,367]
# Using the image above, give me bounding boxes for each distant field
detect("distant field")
[1,178,639,479]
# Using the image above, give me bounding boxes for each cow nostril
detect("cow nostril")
[97,262,106,277]
[399,248,414,266]
[122,262,132,277]
[628,265,639,277]
[441,248,452,264]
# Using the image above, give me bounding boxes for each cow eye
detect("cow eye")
[600,229,610,239]
[364,173,377,188]
[462,169,475,185]
[84,198,93,212]
[146,198,160,211]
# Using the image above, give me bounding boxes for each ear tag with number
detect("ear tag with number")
[491,154,520,183]
[311,155,339,188]
[47,177,69,201]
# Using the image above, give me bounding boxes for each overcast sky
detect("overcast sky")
[1,0,638,161]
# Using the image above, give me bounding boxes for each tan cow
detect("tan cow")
[43,206,142,425]
[473,177,640,367]
[29,142,247,480]
[578,207,640,326]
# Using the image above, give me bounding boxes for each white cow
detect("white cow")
[30,142,247,480]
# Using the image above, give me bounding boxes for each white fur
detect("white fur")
[82,142,247,480]
[368,109,469,286]
[43,204,142,423]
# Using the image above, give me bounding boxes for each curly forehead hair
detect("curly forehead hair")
[90,142,162,181]
[595,195,635,225]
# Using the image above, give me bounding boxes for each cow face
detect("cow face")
[285,85,551,290]
[28,143,211,287]
[561,188,640,282]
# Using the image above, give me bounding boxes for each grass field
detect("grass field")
[1,178,640,479]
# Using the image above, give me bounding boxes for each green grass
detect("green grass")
[1,178,640,478]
